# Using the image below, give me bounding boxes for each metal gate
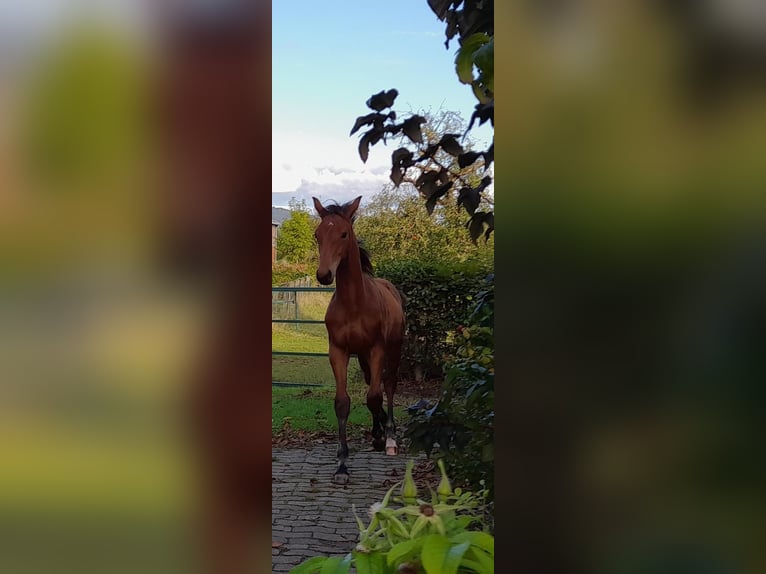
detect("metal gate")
[271,286,333,357]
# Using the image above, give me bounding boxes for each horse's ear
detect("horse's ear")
[312,197,328,218]
[344,195,362,219]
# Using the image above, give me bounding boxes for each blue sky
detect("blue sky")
[272,0,491,207]
[1,0,489,209]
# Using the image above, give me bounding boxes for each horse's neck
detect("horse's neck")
[335,245,367,309]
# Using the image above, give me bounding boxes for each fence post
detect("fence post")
[294,290,300,331]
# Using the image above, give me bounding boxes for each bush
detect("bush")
[272,261,313,286]
[404,276,494,500]
[376,259,492,379]
[289,459,494,574]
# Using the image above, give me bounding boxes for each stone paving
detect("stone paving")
[271,442,413,573]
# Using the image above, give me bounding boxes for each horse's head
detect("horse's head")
[312,196,361,285]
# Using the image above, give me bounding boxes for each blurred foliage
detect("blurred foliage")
[496,2,766,572]
[2,23,150,284]
[20,24,147,189]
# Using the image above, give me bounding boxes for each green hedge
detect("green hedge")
[376,258,493,379]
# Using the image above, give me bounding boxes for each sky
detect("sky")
[272,0,492,208]
[0,0,491,210]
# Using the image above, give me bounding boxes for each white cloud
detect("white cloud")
[272,129,391,207]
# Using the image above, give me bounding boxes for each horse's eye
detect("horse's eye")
[341,232,348,239]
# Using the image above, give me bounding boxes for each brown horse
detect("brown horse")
[312,196,405,484]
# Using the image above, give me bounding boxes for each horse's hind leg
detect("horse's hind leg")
[364,348,387,452]
[329,345,351,484]
[383,340,402,456]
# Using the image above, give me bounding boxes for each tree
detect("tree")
[276,198,316,263]
[355,110,493,266]
[350,1,494,242]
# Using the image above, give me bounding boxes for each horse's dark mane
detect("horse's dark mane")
[322,201,358,222]
[358,243,374,276]
[321,200,373,276]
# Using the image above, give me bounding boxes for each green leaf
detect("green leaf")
[473,37,494,92]
[320,556,345,574]
[353,551,385,574]
[459,557,488,574]
[455,33,491,85]
[464,546,494,574]
[452,531,494,555]
[386,538,422,566]
[421,534,470,574]
[289,556,329,574]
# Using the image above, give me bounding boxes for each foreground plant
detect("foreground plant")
[288,459,494,574]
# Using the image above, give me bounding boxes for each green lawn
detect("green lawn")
[272,385,406,433]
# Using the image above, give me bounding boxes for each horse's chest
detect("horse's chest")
[325,314,379,351]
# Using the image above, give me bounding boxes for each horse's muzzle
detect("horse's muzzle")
[316,270,333,285]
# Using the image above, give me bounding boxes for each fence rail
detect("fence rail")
[272,286,334,358]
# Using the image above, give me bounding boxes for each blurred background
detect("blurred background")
[0,1,268,572]
[495,1,766,572]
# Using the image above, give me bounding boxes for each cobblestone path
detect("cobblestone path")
[271,443,413,573]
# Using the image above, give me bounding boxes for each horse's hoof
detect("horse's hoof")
[386,438,398,456]
[333,472,350,485]
[372,438,385,452]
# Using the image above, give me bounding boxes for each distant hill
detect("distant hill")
[272,207,291,226]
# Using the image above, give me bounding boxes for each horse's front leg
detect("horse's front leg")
[329,344,351,484]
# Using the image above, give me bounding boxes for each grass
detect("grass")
[0,278,203,573]
[272,385,406,433]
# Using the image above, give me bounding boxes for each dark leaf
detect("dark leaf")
[457,6,490,39]
[484,212,494,242]
[457,186,481,215]
[458,150,481,168]
[417,144,440,162]
[391,147,414,168]
[425,181,453,214]
[466,211,494,244]
[444,12,459,48]
[483,143,494,168]
[366,89,399,111]
[401,115,427,144]
[367,127,385,147]
[418,179,437,201]
[349,112,387,136]
[415,169,440,191]
[428,0,453,20]
[438,133,464,156]
[476,175,492,193]
[358,133,371,163]
[385,123,403,136]
[467,101,494,131]
[390,166,405,187]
